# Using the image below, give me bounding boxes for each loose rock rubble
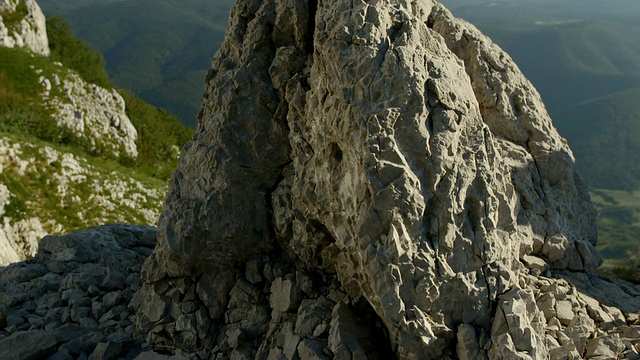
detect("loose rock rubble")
[0,225,156,360]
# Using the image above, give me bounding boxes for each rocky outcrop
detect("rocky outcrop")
[131,0,640,359]
[44,68,139,160]
[1,0,138,160]
[0,0,49,55]
[0,136,164,267]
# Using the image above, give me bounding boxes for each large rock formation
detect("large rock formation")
[132,0,640,359]
[0,0,48,55]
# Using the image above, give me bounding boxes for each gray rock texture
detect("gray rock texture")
[0,0,49,55]
[133,0,639,359]
[46,70,139,160]
[1,0,639,359]
[0,224,156,360]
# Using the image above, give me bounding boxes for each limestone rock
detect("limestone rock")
[85,0,640,358]
[47,71,139,159]
[0,0,49,56]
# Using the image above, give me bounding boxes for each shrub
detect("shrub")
[119,89,193,180]
[46,15,111,89]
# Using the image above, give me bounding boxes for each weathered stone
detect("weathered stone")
[456,324,488,360]
[92,341,123,360]
[0,330,57,360]
[5,314,24,327]
[297,338,329,360]
[62,331,106,356]
[294,298,333,336]
[45,348,73,360]
[102,292,126,308]
[585,334,624,358]
[328,302,378,360]
[0,0,49,56]
[282,330,301,360]
[270,277,302,313]
[133,351,170,360]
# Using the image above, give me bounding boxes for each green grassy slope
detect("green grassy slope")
[1,16,193,241]
[39,0,236,127]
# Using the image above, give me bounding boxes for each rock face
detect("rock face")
[0,0,49,55]
[128,0,640,358]
[131,0,640,358]
[45,69,139,160]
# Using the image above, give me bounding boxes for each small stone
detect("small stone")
[556,300,575,326]
[101,271,126,292]
[92,302,107,320]
[46,261,68,274]
[61,289,85,305]
[297,338,329,360]
[283,331,301,360]
[5,314,25,327]
[46,347,73,360]
[245,258,263,284]
[133,350,170,360]
[71,306,91,323]
[87,285,102,297]
[27,315,45,328]
[102,292,125,308]
[270,277,302,313]
[585,335,624,359]
[93,341,123,360]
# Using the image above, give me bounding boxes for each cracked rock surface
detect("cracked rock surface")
[132,0,640,359]
[2,0,639,359]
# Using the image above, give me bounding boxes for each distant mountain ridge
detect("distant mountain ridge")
[38,0,236,127]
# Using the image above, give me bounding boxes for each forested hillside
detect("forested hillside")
[38,0,236,127]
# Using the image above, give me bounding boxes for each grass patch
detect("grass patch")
[591,188,640,260]
[0,132,166,233]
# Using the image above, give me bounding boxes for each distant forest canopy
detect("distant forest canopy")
[38,0,236,128]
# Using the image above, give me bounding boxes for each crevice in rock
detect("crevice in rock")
[306,0,318,54]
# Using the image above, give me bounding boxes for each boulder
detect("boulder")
[133,0,639,358]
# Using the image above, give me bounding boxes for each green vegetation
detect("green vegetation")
[0,46,72,143]
[0,0,29,35]
[590,189,640,260]
[0,10,194,237]
[121,90,193,180]
[0,16,193,181]
[0,132,166,233]
[39,0,237,126]
[46,15,111,89]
